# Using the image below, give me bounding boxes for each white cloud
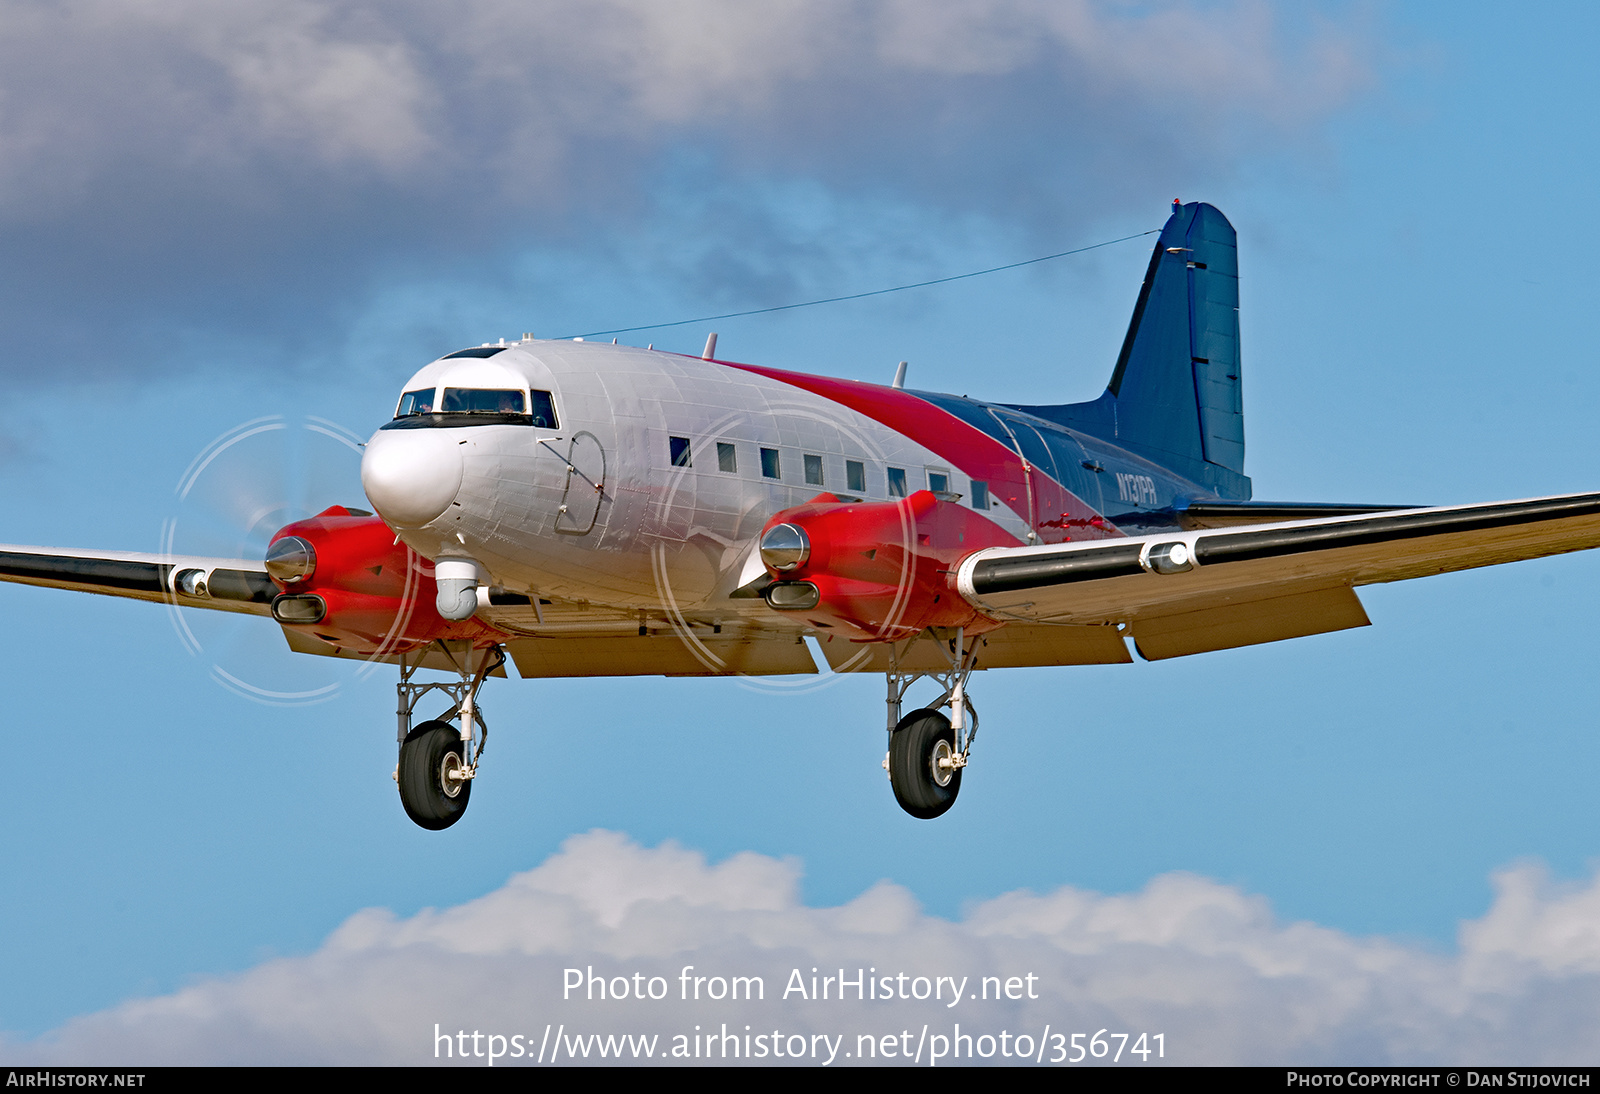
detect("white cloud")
[0,0,1376,378]
[0,0,1367,196]
[6,831,1600,1066]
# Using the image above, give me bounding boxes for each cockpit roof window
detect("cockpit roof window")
[442,346,507,359]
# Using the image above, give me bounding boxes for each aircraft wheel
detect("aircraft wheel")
[889,708,961,819]
[398,720,471,830]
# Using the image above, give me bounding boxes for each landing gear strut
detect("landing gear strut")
[883,628,980,819]
[393,643,505,830]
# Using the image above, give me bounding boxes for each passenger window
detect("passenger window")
[804,454,824,486]
[887,467,908,498]
[761,448,781,479]
[670,437,692,468]
[717,443,737,473]
[846,460,866,494]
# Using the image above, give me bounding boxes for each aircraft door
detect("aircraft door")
[986,409,1038,529]
[1040,429,1104,515]
[1014,422,1061,484]
[554,430,607,535]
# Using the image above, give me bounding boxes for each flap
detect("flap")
[1129,586,1370,660]
[506,632,818,678]
[818,623,1132,673]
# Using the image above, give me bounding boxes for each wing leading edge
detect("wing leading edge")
[956,492,1600,660]
[0,544,275,616]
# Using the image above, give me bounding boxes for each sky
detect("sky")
[2,0,1600,1067]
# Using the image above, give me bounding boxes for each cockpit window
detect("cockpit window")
[528,391,557,428]
[443,388,526,414]
[396,388,435,416]
[442,346,507,359]
[383,387,559,430]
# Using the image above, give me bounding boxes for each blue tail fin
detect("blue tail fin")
[1015,201,1250,499]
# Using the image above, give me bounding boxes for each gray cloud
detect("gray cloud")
[6,831,1599,1065]
[0,1,1369,380]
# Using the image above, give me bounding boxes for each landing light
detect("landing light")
[173,568,208,597]
[1143,541,1195,575]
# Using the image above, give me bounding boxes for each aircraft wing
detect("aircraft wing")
[0,544,275,616]
[955,493,1600,661]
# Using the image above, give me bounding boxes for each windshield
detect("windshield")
[386,387,559,429]
[396,388,435,416]
[442,388,525,414]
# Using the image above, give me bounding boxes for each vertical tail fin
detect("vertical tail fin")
[1109,200,1244,474]
[1018,201,1249,498]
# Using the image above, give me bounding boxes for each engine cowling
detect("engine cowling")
[757,491,1017,641]
[264,506,505,656]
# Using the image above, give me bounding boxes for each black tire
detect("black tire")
[398,720,471,830]
[889,708,961,819]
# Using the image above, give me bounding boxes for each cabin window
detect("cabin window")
[887,467,908,497]
[846,460,866,494]
[761,448,781,479]
[717,443,738,473]
[670,437,692,467]
[804,454,824,486]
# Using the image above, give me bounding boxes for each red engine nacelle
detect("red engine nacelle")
[264,506,506,656]
[757,491,1017,641]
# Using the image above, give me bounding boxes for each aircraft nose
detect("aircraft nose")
[361,428,464,528]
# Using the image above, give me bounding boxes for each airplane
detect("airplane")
[5,199,1599,830]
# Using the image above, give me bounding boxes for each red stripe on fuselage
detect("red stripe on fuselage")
[719,360,1118,544]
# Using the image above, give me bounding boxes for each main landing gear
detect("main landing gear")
[393,643,505,830]
[883,628,981,820]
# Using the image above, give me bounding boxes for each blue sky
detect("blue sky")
[3,0,1600,1065]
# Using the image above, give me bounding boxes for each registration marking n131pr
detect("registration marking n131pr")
[1115,473,1157,507]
